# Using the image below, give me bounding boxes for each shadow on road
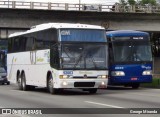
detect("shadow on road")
[107,86,134,90]
[6,83,148,96]
[33,88,98,96]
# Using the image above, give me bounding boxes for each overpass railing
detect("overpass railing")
[1,1,160,13]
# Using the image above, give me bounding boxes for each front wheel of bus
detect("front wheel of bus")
[88,88,97,94]
[132,84,140,89]
[48,75,57,94]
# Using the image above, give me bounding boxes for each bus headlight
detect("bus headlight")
[111,71,125,76]
[62,81,68,86]
[59,75,69,79]
[142,70,152,75]
[97,75,108,79]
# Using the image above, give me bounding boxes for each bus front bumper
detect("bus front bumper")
[109,76,152,85]
[55,79,108,89]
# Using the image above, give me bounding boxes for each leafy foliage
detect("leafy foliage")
[128,0,136,5]
[119,0,157,5]
[140,0,157,5]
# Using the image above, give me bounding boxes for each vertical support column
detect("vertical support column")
[132,5,135,12]
[99,5,102,12]
[30,2,34,9]
[148,4,152,13]
[115,3,120,12]
[130,5,135,12]
[12,1,16,8]
[65,3,68,10]
[48,2,51,10]
[79,0,81,11]
[0,29,8,39]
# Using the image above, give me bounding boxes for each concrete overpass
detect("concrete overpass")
[0,1,160,75]
[1,8,160,29]
[0,1,160,38]
[1,8,160,37]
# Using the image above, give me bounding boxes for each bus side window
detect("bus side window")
[26,37,35,51]
[50,44,59,69]
[8,38,13,53]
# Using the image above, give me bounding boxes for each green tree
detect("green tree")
[128,0,136,5]
[119,0,127,5]
[140,0,157,5]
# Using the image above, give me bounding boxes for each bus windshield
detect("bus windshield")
[113,41,152,62]
[61,43,108,70]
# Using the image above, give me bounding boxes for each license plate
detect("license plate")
[131,78,137,80]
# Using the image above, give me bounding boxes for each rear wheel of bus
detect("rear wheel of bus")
[17,74,23,90]
[21,73,28,91]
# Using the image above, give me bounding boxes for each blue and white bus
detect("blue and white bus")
[106,30,152,89]
[7,23,108,94]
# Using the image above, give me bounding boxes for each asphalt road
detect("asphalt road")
[0,84,160,117]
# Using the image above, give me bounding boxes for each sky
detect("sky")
[13,0,119,4]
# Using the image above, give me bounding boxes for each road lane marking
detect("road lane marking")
[85,101,124,108]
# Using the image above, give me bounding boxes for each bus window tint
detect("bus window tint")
[61,44,107,70]
[113,41,132,62]
[132,41,152,61]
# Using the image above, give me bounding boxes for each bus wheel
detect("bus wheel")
[88,88,97,94]
[48,75,57,94]
[21,73,27,91]
[132,84,140,89]
[17,76,22,90]
[7,82,10,85]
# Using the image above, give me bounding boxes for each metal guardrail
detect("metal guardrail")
[0,1,160,13]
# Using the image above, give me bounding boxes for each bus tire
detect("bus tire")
[7,82,10,85]
[132,84,140,89]
[28,86,35,90]
[21,73,28,91]
[17,75,23,90]
[47,75,57,94]
[88,88,97,94]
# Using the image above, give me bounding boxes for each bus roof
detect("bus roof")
[106,30,149,37]
[9,23,104,38]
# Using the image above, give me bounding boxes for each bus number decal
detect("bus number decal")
[63,70,73,75]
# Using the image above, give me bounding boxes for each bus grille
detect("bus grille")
[74,82,95,87]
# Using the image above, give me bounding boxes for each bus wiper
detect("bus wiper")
[88,54,97,69]
[73,50,85,69]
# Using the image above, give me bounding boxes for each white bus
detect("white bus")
[7,23,108,94]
